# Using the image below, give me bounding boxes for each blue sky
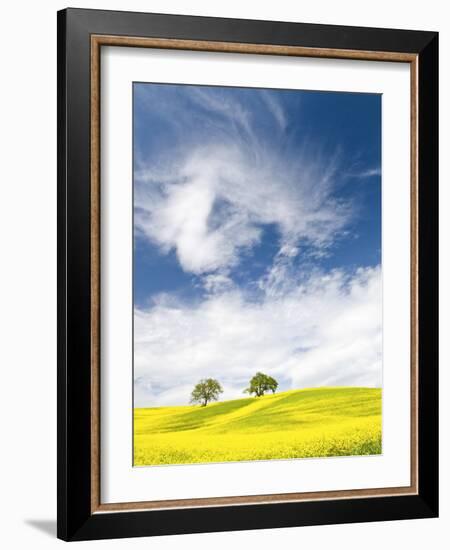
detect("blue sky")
[133,83,382,407]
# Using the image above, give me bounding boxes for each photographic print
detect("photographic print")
[133,82,382,467]
[58,11,438,539]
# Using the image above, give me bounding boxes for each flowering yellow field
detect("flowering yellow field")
[134,387,381,466]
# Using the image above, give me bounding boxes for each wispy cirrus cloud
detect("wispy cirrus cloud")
[134,86,350,276]
[259,89,289,130]
[345,166,382,179]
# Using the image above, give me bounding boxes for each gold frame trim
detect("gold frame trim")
[90,35,419,514]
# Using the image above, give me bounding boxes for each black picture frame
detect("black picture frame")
[57,7,438,542]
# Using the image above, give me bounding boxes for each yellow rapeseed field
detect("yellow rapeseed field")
[134,387,381,466]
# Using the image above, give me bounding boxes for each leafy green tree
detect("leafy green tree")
[244,372,278,397]
[190,378,223,406]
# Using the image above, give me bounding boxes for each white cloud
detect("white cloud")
[135,141,348,275]
[134,87,350,276]
[259,89,288,130]
[202,273,234,295]
[346,167,382,179]
[134,266,381,407]
[187,86,255,139]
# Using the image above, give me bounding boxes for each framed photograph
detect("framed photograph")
[57,8,438,541]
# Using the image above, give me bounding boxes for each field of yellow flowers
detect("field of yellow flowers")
[134,387,381,466]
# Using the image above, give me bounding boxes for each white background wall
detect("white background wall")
[0,1,447,548]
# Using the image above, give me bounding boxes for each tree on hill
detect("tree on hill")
[190,378,223,406]
[244,372,278,397]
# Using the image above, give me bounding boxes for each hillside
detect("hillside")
[134,387,382,466]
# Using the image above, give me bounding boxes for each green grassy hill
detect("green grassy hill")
[134,387,382,466]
